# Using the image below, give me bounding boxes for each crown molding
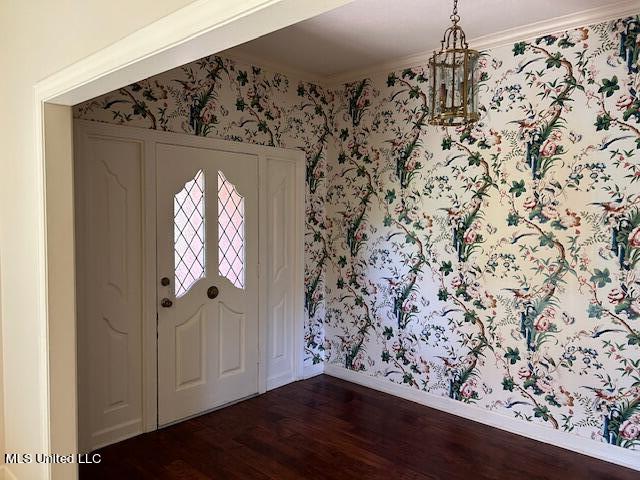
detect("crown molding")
[324,0,640,86]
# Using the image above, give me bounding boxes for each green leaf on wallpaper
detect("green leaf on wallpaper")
[502,377,515,391]
[387,73,397,87]
[257,121,268,133]
[438,288,449,301]
[507,213,520,226]
[338,152,347,164]
[468,152,482,166]
[337,278,344,289]
[385,189,396,204]
[338,256,347,268]
[402,373,414,385]
[545,53,563,69]
[235,98,246,111]
[236,71,248,86]
[504,347,521,365]
[440,261,453,276]
[509,180,526,197]
[598,76,620,98]
[513,42,526,56]
[587,303,604,319]
[381,350,391,362]
[539,234,555,248]
[383,214,392,227]
[340,128,349,141]
[628,333,640,346]
[383,326,394,340]
[595,114,611,131]
[441,137,452,150]
[405,233,417,244]
[297,84,305,96]
[533,406,551,421]
[401,68,416,79]
[409,86,421,99]
[545,394,561,408]
[464,311,478,324]
[590,268,612,288]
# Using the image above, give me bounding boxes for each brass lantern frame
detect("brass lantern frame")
[429,1,479,126]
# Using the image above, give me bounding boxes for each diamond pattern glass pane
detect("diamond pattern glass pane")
[174,170,205,297]
[218,171,245,289]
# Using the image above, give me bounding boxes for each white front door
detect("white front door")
[156,143,259,426]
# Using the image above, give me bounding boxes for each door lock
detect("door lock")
[160,277,170,286]
[207,286,219,299]
[160,298,173,308]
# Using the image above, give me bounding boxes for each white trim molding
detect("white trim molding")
[325,0,640,85]
[325,365,640,472]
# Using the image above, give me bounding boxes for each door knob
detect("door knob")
[161,298,173,308]
[207,286,219,299]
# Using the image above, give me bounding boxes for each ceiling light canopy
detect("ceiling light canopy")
[429,0,479,126]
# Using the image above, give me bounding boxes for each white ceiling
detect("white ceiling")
[222,0,633,81]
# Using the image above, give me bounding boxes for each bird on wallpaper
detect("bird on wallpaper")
[503,287,532,299]
[596,135,634,150]
[589,198,625,215]
[436,356,458,368]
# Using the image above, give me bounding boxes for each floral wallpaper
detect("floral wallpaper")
[74,56,334,367]
[75,14,640,453]
[324,16,640,452]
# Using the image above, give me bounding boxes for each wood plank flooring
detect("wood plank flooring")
[80,375,638,479]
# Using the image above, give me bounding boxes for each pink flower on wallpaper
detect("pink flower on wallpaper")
[616,94,634,110]
[619,420,640,440]
[536,376,555,394]
[523,196,537,209]
[534,316,551,332]
[541,204,560,220]
[451,275,464,289]
[628,225,640,248]
[608,288,626,304]
[540,139,559,157]
[460,379,477,399]
[518,366,532,379]
[463,228,478,244]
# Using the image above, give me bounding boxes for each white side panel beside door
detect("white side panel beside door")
[265,158,300,390]
[76,134,144,452]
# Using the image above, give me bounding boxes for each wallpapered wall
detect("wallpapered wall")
[75,15,640,452]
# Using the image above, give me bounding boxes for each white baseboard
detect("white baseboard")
[266,372,296,391]
[303,362,325,379]
[324,364,640,472]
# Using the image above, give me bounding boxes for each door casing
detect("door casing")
[74,119,305,452]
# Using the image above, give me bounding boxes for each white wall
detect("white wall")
[0,2,198,478]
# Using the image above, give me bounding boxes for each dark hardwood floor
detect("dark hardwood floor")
[80,375,638,479]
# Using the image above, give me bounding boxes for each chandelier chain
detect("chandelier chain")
[451,0,460,24]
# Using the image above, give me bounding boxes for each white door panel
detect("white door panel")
[156,144,259,425]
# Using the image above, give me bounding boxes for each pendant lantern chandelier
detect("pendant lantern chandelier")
[429,0,479,126]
